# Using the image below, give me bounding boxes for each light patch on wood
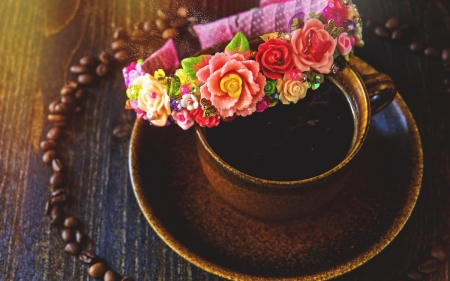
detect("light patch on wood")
[44,0,81,37]
[31,88,44,153]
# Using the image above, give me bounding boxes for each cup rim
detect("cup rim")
[195,64,371,187]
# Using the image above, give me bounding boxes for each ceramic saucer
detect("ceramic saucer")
[129,93,422,281]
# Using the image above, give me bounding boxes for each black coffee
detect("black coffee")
[204,80,355,181]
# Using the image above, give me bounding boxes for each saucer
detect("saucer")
[129,94,422,280]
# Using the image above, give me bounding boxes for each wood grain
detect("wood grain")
[0,0,450,280]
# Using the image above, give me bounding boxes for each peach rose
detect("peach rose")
[337,32,352,55]
[276,74,308,105]
[197,52,266,117]
[135,73,171,127]
[291,18,337,74]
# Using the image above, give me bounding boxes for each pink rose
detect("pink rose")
[337,32,352,55]
[171,109,194,130]
[256,96,271,112]
[322,0,349,27]
[196,52,266,117]
[291,18,337,74]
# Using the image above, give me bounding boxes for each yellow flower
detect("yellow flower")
[175,68,189,85]
[220,73,243,98]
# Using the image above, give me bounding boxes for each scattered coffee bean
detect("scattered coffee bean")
[156,9,171,20]
[65,242,81,256]
[442,229,450,242]
[162,28,180,39]
[60,86,76,96]
[104,270,119,281]
[99,51,114,64]
[74,88,87,100]
[410,41,425,53]
[155,18,168,31]
[444,78,450,86]
[391,29,404,41]
[417,257,438,274]
[374,26,390,38]
[79,250,99,264]
[54,103,70,115]
[42,150,57,165]
[114,27,128,40]
[424,47,440,57]
[143,21,154,31]
[113,124,131,141]
[385,17,400,30]
[89,262,108,278]
[134,21,144,30]
[130,29,146,43]
[50,172,66,187]
[177,7,189,18]
[50,205,64,226]
[47,127,64,141]
[442,48,450,61]
[170,18,188,28]
[75,229,85,244]
[73,106,83,114]
[121,277,133,281]
[52,158,63,172]
[114,50,129,63]
[78,73,96,85]
[40,140,57,151]
[429,245,447,262]
[45,200,53,216]
[64,216,80,228]
[48,114,67,123]
[51,188,68,203]
[111,39,127,51]
[70,64,91,74]
[61,228,75,243]
[61,95,77,106]
[406,270,423,280]
[80,56,97,67]
[444,61,450,72]
[96,63,109,77]
[48,100,59,113]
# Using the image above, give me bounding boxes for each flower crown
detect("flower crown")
[123,0,363,130]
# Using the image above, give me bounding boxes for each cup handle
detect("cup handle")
[349,56,397,115]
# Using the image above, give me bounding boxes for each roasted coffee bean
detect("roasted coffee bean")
[162,28,180,39]
[54,103,70,115]
[170,18,188,28]
[80,56,97,67]
[417,257,438,274]
[406,270,423,280]
[78,73,96,85]
[150,29,162,38]
[89,262,108,278]
[65,242,81,256]
[47,127,63,141]
[429,245,447,262]
[391,29,404,41]
[155,18,168,31]
[51,188,68,203]
[134,21,144,30]
[61,95,77,107]
[157,9,171,20]
[131,29,146,43]
[374,26,390,38]
[73,106,83,114]
[70,64,91,74]
[113,124,131,141]
[50,172,66,187]
[52,158,63,172]
[61,228,75,243]
[444,61,450,72]
[74,88,87,100]
[441,48,450,62]
[40,140,57,151]
[442,229,450,242]
[114,27,128,40]
[385,16,400,30]
[410,41,425,53]
[45,200,53,216]
[177,7,189,18]
[424,47,440,57]
[121,277,133,281]
[48,100,59,113]
[114,50,129,63]
[143,21,154,31]
[111,39,127,51]
[64,216,80,228]
[75,229,85,244]
[104,270,119,281]
[444,78,450,86]
[96,63,109,77]
[50,205,64,225]
[99,51,114,64]
[60,86,76,96]
[42,150,57,165]
[79,250,99,264]
[48,114,67,123]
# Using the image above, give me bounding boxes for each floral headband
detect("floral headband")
[123,0,363,130]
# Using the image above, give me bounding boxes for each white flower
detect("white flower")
[180,94,199,111]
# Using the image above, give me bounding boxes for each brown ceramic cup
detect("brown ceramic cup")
[195,41,396,220]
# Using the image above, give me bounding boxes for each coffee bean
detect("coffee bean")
[391,29,404,41]
[385,17,400,30]
[429,245,447,262]
[111,39,127,51]
[48,114,67,123]
[61,95,77,107]
[447,87,450,94]
[73,106,83,114]
[54,103,70,115]
[47,127,64,141]
[60,86,76,96]
[143,21,154,31]
[78,73,96,85]
[52,158,63,172]
[170,18,188,28]
[131,29,146,43]
[121,277,133,281]
[70,64,91,74]
[113,124,131,141]
[417,257,438,274]
[155,18,168,31]
[442,229,450,242]
[410,41,425,53]
[61,228,75,243]
[50,205,64,226]
[80,56,97,67]
[444,78,450,86]
[74,88,87,100]
[43,150,57,165]
[157,9,171,20]
[149,29,162,38]
[104,270,119,281]
[51,188,68,203]
[40,140,57,151]
[441,48,450,62]
[444,61,450,72]
[79,250,99,264]
[177,7,189,18]
[50,172,66,187]
[45,200,53,216]
[48,100,59,113]
[96,63,109,77]
[65,242,81,256]
[99,51,114,64]
[114,28,128,40]
[424,47,440,57]
[406,270,423,280]
[64,216,80,228]
[162,28,180,39]
[374,26,390,38]
[114,50,129,63]
[75,229,85,244]
[89,262,107,278]
[134,21,144,30]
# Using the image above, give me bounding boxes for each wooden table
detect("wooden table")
[1,0,450,280]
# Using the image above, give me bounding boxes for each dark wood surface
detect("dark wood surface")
[1,0,450,280]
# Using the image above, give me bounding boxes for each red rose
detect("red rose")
[191,107,221,128]
[255,39,295,80]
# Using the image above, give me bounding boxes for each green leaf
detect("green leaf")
[225,32,250,54]
[181,55,207,80]
[168,76,181,98]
